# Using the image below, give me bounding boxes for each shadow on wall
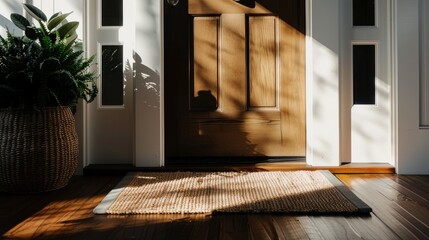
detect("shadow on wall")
[125,52,160,109]
[0,15,12,32]
[0,14,18,36]
[0,0,21,36]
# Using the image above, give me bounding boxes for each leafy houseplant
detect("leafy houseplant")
[0,4,97,111]
[0,4,98,192]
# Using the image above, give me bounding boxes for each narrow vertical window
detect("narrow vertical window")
[101,45,123,106]
[353,0,375,26]
[102,0,123,26]
[353,45,375,105]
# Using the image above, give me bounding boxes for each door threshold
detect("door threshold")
[83,162,395,175]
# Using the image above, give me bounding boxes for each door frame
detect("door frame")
[80,0,398,168]
[159,0,339,166]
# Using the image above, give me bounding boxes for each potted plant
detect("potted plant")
[0,4,97,192]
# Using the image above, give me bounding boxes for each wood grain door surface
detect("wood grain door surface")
[165,0,306,159]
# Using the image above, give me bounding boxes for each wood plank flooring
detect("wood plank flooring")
[1,173,428,239]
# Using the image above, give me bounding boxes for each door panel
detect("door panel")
[192,16,220,111]
[249,16,277,108]
[165,0,305,159]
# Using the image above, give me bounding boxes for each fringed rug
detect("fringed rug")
[93,171,371,214]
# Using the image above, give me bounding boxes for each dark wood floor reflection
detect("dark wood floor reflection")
[1,172,428,239]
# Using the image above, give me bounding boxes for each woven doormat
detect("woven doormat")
[93,171,371,214]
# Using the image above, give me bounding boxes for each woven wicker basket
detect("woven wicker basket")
[0,107,78,192]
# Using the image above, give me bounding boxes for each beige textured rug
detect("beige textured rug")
[94,171,371,214]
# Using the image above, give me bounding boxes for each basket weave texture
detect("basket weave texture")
[0,107,78,192]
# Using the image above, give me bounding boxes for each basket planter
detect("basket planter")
[0,107,78,193]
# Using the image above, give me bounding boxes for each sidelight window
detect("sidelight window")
[353,44,376,105]
[353,0,375,26]
[101,45,124,106]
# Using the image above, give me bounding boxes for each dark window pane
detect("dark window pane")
[102,0,123,26]
[353,0,375,26]
[353,45,375,105]
[102,45,123,106]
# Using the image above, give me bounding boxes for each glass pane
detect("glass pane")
[102,45,123,106]
[102,0,123,26]
[353,0,375,26]
[353,45,375,105]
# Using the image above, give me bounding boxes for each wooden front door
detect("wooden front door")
[165,0,306,160]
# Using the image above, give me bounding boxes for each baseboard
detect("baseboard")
[83,162,395,175]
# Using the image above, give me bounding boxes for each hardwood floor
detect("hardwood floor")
[1,173,428,239]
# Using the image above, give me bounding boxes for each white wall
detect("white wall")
[0,1,24,36]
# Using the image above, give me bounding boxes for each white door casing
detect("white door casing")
[395,0,429,174]
[421,0,429,126]
[306,0,341,166]
[133,0,163,167]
